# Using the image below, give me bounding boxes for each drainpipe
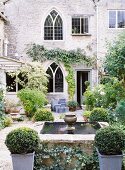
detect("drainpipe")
[96,2,99,85]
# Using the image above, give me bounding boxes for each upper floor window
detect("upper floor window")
[109,10,125,28]
[72,17,89,35]
[44,10,63,40]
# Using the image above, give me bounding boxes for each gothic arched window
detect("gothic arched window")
[44,10,63,40]
[46,63,63,92]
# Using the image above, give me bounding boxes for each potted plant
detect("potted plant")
[5,127,40,170]
[68,101,78,112]
[83,111,91,122]
[95,126,125,170]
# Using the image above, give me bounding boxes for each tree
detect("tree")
[14,62,48,93]
[104,32,125,85]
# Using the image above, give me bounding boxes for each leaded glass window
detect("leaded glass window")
[72,17,89,35]
[44,10,63,40]
[46,63,63,92]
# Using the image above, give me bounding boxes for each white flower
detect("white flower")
[100,91,105,95]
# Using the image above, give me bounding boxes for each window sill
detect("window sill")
[47,92,64,94]
[72,33,91,36]
[6,92,17,95]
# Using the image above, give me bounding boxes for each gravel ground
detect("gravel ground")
[0,110,83,170]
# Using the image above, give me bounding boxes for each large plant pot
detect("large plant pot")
[11,152,35,170]
[97,150,123,170]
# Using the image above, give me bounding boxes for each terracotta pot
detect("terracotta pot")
[69,107,76,112]
[83,116,88,122]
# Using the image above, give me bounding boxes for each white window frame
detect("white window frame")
[108,10,125,29]
[72,16,90,35]
[47,64,64,93]
[44,10,63,41]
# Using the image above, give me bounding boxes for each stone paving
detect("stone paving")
[0,110,83,170]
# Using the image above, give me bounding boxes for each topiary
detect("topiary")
[95,126,125,155]
[33,108,54,121]
[68,101,78,111]
[5,127,40,154]
[89,108,108,122]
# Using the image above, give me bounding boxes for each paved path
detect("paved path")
[0,110,83,170]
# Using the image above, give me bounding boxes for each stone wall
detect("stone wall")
[4,0,97,59]
[97,0,125,64]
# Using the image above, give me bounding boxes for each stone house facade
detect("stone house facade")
[0,0,125,105]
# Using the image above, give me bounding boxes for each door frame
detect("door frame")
[75,69,92,105]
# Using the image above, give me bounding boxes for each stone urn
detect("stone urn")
[64,113,77,134]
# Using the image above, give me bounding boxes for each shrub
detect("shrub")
[95,126,125,155]
[89,108,108,122]
[3,117,13,127]
[84,87,96,110]
[17,88,47,117]
[5,127,40,154]
[115,100,125,124]
[68,101,78,108]
[33,108,54,121]
[83,111,91,119]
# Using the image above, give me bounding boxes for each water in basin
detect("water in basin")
[41,122,101,134]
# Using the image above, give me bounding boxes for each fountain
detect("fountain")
[64,113,77,134]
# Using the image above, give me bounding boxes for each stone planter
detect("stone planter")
[11,152,35,170]
[97,149,123,170]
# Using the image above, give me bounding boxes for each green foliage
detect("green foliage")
[17,88,47,117]
[13,62,48,93]
[115,100,125,124]
[84,87,96,110]
[95,126,125,155]
[33,108,54,121]
[105,33,125,83]
[65,64,75,100]
[5,127,40,154]
[0,84,6,130]
[3,117,13,127]
[34,144,99,170]
[27,44,94,99]
[103,77,125,108]
[27,44,93,66]
[83,111,91,119]
[89,108,108,122]
[68,101,78,108]
[84,78,125,110]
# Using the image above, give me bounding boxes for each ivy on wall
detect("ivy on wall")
[27,44,94,99]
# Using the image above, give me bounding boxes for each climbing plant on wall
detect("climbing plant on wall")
[27,44,94,99]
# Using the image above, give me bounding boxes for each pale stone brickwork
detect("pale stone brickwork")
[4,0,97,59]
[1,0,125,101]
[97,0,125,63]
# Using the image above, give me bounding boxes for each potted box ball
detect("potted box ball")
[95,126,125,170]
[5,127,40,170]
[68,101,78,112]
